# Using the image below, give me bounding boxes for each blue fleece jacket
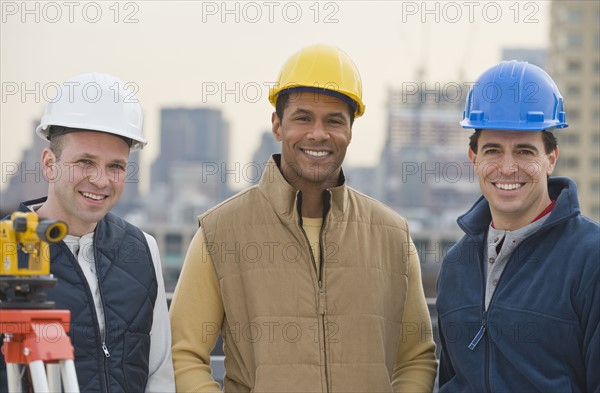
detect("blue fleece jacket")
[436,177,600,393]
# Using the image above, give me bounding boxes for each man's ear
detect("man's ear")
[41,148,58,181]
[468,147,477,165]
[547,146,559,176]
[271,112,282,141]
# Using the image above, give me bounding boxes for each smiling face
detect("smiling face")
[469,130,558,230]
[40,131,130,236]
[271,92,352,192]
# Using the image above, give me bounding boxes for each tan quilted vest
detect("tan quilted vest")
[200,156,413,392]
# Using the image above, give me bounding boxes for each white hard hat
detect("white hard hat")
[36,72,147,150]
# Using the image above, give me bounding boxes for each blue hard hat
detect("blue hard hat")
[461,61,568,131]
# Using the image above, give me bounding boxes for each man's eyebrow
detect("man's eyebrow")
[480,143,540,152]
[110,158,128,167]
[290,108,346,117]
[289,108,312,116]
[480,143,502,150]
[514,143,539,152]
[71,152,98,160]
[74,153,127,166]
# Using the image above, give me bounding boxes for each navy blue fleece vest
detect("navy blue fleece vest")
[16,200,157,393]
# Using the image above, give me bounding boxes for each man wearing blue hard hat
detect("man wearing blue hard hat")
[436,61,599,392]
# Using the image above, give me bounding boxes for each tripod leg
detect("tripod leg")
[6,363,23,393]
[28,360,50,393]
[46,363,61,392]
[60,360,79,392]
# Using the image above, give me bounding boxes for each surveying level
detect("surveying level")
[1,211,79,392]
[1,212,67,309]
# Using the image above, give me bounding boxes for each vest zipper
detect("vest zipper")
[93,232,111,393]
[298,225,329,391]
[296,190,331,392]
[320,290,329,393]
[67,239,110,392]
[300,226,320,286]
[318,219,329,393]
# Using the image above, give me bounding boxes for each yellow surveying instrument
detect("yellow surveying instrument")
[1,211,80,392]
[0,211,67,308]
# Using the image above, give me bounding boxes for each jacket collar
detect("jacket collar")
[457,176,581,237]
[258,154,348,221]
[19,196,48,213]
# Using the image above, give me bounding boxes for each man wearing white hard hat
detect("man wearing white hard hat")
[1,73,175,392]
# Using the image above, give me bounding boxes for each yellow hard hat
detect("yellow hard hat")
[269,44,365,118]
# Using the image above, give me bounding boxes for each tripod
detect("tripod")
[1,309,79,393]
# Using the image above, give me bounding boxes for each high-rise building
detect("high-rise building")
[379,86,478,224]
[384,87,465,149]
[152,108,229,181]
[148,108,230,224]
[344,165,381,200]
[0,123,48,214]
[502,48,547,68]
[248,131,280,185]
[549,1,600,222]
[111,149,142,217]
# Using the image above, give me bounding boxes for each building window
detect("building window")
[592,158,600,171]
[567,85,581,96]
[563,133,580,145]
[568,109,580,122]
[567,8,583,23]
[562,157,580,169]
[567,32,583,49]
[592,133,600,146]
[566,60,582,72]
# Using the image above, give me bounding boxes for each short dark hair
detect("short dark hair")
[49,132,66,160]
[469,130,558,154]
[47,126,132,159]
[275,92,355,126]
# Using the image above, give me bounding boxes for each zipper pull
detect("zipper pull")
[102,342,111,358]
[318,290,326,315]
[468,313,487,351]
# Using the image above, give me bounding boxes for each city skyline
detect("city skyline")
[2,1,553,194]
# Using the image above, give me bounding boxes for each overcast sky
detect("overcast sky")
[1,1,551,192]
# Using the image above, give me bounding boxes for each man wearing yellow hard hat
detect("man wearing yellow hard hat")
[170,44,437,392]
